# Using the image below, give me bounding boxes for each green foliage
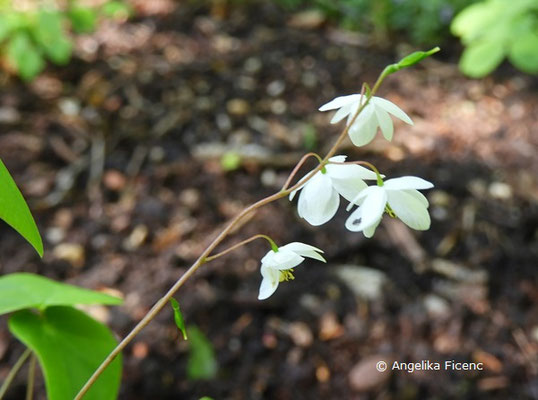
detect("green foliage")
[221,152,242,171]
[170,298,188,340]
[0,159,43,257]
[0,0,131,81]
[273,0,475,45]
[0,273,122,315]
[451,0,538,77]
[302,123,318,151]
[9,306,122,400]
[187,325,218,380]
[68,6,98,33]
[101,1,133,19]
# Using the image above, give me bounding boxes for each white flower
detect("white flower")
[258,242,326,300]
[345,176,434,237]
[289,155,378,226]
[319,94,413,147]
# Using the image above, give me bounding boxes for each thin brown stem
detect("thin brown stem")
[25,355,36,400]
[76,64,393,399]
[205,234,276,262]
[281,152,322,191]
[0,348,31,400]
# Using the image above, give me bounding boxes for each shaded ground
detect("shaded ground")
[1,1,537,399]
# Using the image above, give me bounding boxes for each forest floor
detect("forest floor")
[0,1,537,399]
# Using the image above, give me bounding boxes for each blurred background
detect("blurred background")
[0,0,536,399]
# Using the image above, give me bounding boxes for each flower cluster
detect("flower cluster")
[258,93,434,299]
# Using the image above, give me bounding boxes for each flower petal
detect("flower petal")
[289,170,314,201]
[319,94,361,111]
[387,190,431,230]
[374,104,394,141]
[272,249,304,270]
[384,176,434,191]
[346,185,378,210]
[300,173,340,226]
[363,218,381,238]
[348,106,378,147]
[328,155,347,163]
[330,103,353,124]
[326,162,378,181]
[372,97,413,125]
[258,264,280,300]
[281,242,326,263]
[402,189,429,207]
[330,175,368,203]
[347,187,387,232]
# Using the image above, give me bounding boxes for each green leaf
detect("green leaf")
[451,0,505,42]
[0,12,26,42]
[459,40,505,78]
[187,325,218,380]
[101,1,132,19]
[8,306,121,400]
[382,47,440,77]
[68,6,97,33]
[34,10,72,65]
[6,31,45,80]
[170,298,188,340]
[0,273,122,315]
[396,47,440,68]
[0,159,43,256]
[508,31,538,74]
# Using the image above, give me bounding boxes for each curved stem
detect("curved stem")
[281,152,322,191]
[205,234,276,262]
[25,355,36,400]
[0,348,32,400]
[76,64,392,400]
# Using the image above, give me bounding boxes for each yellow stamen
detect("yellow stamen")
[385,204,397,218]
[279,269,295,282]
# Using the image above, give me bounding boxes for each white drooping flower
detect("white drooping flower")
[319,94,413,147]
[345,176,434,237]
[289,155,379,226]
[258,242,326,300]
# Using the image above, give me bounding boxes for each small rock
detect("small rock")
[288,321,314,347]
[319,312,344,341]
[266,80,285,97]
[227,98,250,116]
[431,258,487,284]
[0,107,20,123]
[349,355,392,392]
[423,294,450,318]
[473,350,503,373]
[488,182,512,200]
[243,57,262,73]
[334,265,387,300]
[288,10,326,29]
[270,99,287,114]
[58,98,81,116]
[53,243,85,268]
[103,170,127,191]
[123,225,148,251]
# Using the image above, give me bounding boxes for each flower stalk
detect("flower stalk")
[75,50,436,399]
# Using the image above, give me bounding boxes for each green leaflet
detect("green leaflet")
[0,159,43,256]
[170,297,188,340]
[9,306,121,400]
[187,325,218,380]
[0,273,122,315]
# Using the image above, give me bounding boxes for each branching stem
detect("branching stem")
[75,64,390,400]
